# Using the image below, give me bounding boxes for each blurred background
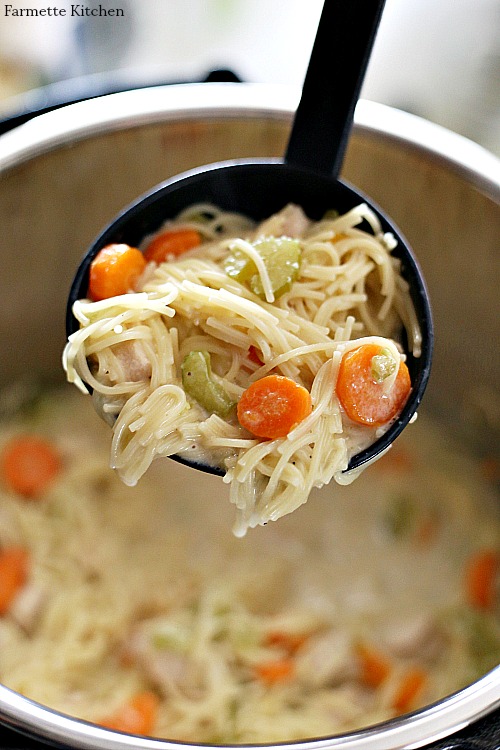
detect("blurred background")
[0,0,498,155]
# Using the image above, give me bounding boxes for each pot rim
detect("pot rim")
[0,667,499,749]
[0,82,498,202]
[0,81,498,748]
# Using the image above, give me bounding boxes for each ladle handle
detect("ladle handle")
[285,0,386,178]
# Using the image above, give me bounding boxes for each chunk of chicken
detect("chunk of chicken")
[295,629,357,688]
[124,624,204,699]
[113,340,152,382]
[381,613,445,663]
[8,582,46,634]
[255,204,310,239]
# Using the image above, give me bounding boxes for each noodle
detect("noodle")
[0,389,498,742]
[63,203,420,535]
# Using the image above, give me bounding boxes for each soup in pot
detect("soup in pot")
[0,385,498,743]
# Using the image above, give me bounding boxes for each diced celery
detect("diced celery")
[224,237,301,300]
[151,621,191,652]
[223,247,256,284]
[444,606,500,678]
[371,349,397,383]
[383,494,417,538]
[322,209,340,220]
[181,350,235,417]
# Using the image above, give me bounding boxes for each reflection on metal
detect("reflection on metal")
[0,83,498,200]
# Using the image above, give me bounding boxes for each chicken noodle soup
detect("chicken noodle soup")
[63,204,421,535]
[0,388,498,742]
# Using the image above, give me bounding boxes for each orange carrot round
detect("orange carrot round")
[237,375,312,439]
[464,549,498,610]
[356,642,392,688]
[98,691,159,735]
[0,547,29,614]
[1,435,61,498]
[336,344,411,426]
[88,243,146,301]
[391,667,427,714]
[264,630,309,654]
[254,658,295,685]
[144,229,201,264]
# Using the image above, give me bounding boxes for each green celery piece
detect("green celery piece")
[224,237,301,300]
[384,495,417,538]
[444,606,500,679]
[322,209,340,220]
[223,247,256,284]
[151,622,191,652]
[371,349,397,384]
[181,350,235,418]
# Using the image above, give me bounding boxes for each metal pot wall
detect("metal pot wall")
[0,83,498,750]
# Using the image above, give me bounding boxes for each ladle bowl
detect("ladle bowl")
[66,157,433,474]
[66,0,433,474]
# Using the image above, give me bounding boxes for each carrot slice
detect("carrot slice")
[254,658,295,685]
[88,243,146,301]
[1,435,61,497]
[336,344,411,426]
[356,642,392,688]
[264,630,309,654]
[237,375,312,439]
[0,547,29,614]
[392,667,427,714]
[464,549,498,610]
[98,691,159,735]
[143,229,201,263]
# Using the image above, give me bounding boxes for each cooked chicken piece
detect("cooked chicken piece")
[255,204,310,239]
[9,582,46,634]
[381,614,445,662]
[314,683,374,727]
[125,625,204,698]
[113,340,152,382]
[295,629,357,688]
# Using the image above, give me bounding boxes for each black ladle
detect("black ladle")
[67,0,433,476]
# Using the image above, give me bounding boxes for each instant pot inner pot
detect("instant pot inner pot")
[1,109,498,451]
[0,89,498,750]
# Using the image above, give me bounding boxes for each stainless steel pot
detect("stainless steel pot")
[0,83,498,750]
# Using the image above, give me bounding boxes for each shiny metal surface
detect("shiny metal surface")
[0,668,498,749]
[0,83,499,202]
